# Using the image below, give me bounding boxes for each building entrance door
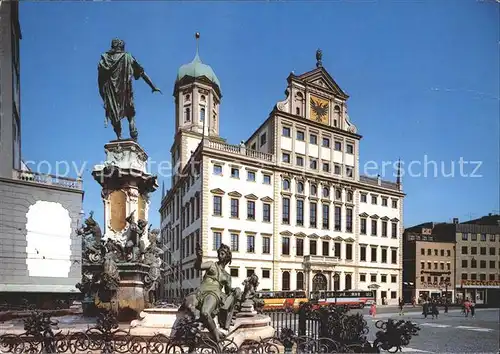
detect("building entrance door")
[312,273,327,291]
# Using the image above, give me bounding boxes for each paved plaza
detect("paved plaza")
[359,308,499,353]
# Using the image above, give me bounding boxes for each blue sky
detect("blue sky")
[19,0,499,228]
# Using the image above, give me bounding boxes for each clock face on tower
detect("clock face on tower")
[309,95,330,125]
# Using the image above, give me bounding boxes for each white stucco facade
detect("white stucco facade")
[160,53,405,305]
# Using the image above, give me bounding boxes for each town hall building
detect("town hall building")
[160,42,405,305]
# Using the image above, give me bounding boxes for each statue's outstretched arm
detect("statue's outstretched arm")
[141,72,162,94]
[194,243,211,270]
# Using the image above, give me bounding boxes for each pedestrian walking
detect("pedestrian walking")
[422,300,428,319]
[464,298,471,318]
[431,300,439,319]
[398,298,404,316]
[411,296,416,307]
[369,303,377,318]
[470,300,476,318]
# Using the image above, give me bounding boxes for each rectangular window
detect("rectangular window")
[346,208,353,232]
[263,203,271,222]
[247,201,255,220]
[472,234,477,241]
[421,248,425,255]
[247,269,255,277]
[310,134,318,144]
[480,260,486,268]
[334,206,341,231]
[247,235,255,253]
[360,218,367,234]
[371,274,377,282]
[230,233,239,252]
[282,237,290,255]
[297,130,304,141]
[360,274,366,282]
[371,220,377,236]
[230,167,239,178]
[360,194,367,203]
[230,268,239,277]
[371,195,377,205]
[322,137,330,147]
[230,199,239,218]
[461,273,467,280]
[213,232,221,250]
[322,162,330,172]
[345,166,353,177]
[262,236,270,254]
[322,204,330,229]
[213,196,222,216]
[481,233,487,241]
[334,141,342,151]
[334,164,341,175]
[391,291,397,299]
[346,143,354,154]
[490,247,496,256]
[381,274,387,283]
[282,198,290,224]
[462,246,468,254]
[490,260,496,268]
[296,199,304,225]
[296,155,304,166]
[381,248,387,263]
[334,243,341,258]
[360,246,366,261]
[471,259,477,268]
[462,233,468,241]
[371,247,377,262]
[310,159,318,170]
[282,153,291,163]
[282,127,291,137]
[310,240,317,255]
[471,247,477,255]
[322,241,329,256]
[260,133,267,146]
[213,164,223,175]
[391,223,398,238]
[262,269,270,278]
[391,275,397,283]
[391,249,397,264]
[489,234,496,241]
[480,247,486,255]
[346,243,353,260]
[296,238,304,256]
[310,203,317,228]
[263,174,271,184]
[382,221,388,237]
[247,171,256,181]
[392,199,398,208]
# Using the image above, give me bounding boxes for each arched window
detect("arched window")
[185,107,191,122]
[200,107,205,122]
[335,189,342,200]
[200,95,206,102]
[282,271,290,291]
[345,274,352,290]
[322,186,329,198]
[185,94,191,102]
[296,271,304,290]
[347,191,353,202]
[283,179,290,190]
[297,182,304,194]
[334,105,340,127]
[310,184,317,196]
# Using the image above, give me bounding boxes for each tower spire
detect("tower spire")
[195,32,200,60]
[396,157,402,186]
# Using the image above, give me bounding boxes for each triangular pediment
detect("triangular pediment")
[308,233,319,239]
[294,67,348,99]
[333,236,344,242]
[261,196,274,203]
[381,216,390,221]
[370,214,380,219]
[295,232,307,238]
[359,212,369,218]
[344,237,355,243]
[245,194,258,200]
[391,218,400,222]
[228,191,242,197]
[321,235,332,240]
[210,188,225,195]
[280,230,293,236]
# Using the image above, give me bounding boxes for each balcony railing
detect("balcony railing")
[203,140,275,162]
[303,255,340,265]
[13,170,83,190]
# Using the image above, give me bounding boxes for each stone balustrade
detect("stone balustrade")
[203,139,275,163]
[13,170,83,190]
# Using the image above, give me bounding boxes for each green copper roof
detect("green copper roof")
[177,52,220,88]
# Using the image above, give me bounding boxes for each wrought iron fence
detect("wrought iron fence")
[0,304,420,353]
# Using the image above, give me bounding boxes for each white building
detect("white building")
[160,46,405,305]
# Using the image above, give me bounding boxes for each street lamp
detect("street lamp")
[333,272,340,306]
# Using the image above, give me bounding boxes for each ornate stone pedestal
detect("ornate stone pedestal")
[130,307,180,336]
[92,139,158,242]
[77,140,160,321]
